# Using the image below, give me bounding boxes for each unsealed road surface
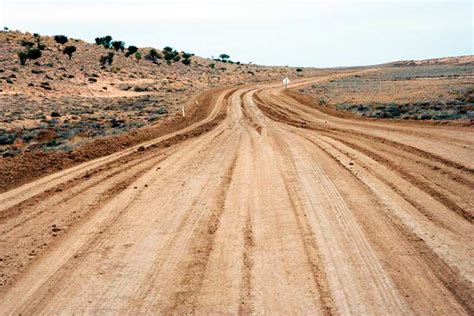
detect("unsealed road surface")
[0,74,473,315]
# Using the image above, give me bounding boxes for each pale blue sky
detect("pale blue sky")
[1,0,472,67]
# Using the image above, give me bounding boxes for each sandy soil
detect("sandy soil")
[1,31,315,160]
[0,71,472,314]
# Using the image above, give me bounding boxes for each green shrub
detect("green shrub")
[219,53,230,62]
[27,48,42,60]
[17,51,28,65]
[163,46,179,62]
[63,46,77,59]
[95,35,113,48]
[18,48,42,65]
[99,52,115,66]
[181,52,193,66]
[54,35,68,45]
[135,51,142,63]
[125,45,138,57]
[146,49,161,63]
[111,40,125,52]
[0,131,16,145]
[182,52,194,59]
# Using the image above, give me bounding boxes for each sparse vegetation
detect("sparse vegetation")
[111,40,125,52]
[135,51,142,63]
[62,46,77,59]
[300,65,474,120]
[17,48,42,66]
[125,45,138,57]
[53,35,68,50]
[17,51,28,66]
[1,29,303,160]
[219,54,230,62]
[145,49,161,64]
[99,52,115,66]
[181,52,194,66]
[27,48,42,60]
[95,35,113,48]
[163,46,180,64]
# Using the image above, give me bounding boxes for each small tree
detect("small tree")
[135,51,142,63]
[95,35,113,48]
[54,35,68,50]
[162,46,179,62]
[182,52,194,60]
[219,54,230,62]
[104,35,112,47]
[27,48,42,60]
[181,52,193,66]
[125,45,138,57]
[54,35,68,52]
[146,49,161,64]
[17,51,28,66]
[18,48,42,66]
[63,46,77,59]
[111,40,125,52]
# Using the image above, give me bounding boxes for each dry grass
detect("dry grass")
[299,63,474,120]
[0,30,319,157]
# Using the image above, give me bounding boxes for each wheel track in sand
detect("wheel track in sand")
[0,71,472,314]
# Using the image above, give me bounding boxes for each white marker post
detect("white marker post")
[283,77,290,90]
[182,105,185,118]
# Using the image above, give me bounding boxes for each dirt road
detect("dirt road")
[0,73,472,314]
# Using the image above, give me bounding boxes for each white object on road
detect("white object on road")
[283,77,290,89]
[182,105,185,117]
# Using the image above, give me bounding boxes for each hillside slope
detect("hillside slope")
[0,30,320,190]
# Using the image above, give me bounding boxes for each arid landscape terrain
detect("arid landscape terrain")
[0,30,473,314]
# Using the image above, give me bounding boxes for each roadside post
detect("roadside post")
[283,77,290,90]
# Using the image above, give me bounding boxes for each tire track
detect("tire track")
[302,131,473,314]
[273,136,336,315]
[165,149,238,314]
